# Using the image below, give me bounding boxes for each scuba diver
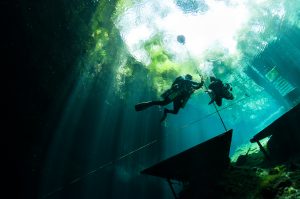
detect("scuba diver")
[206,76,234,106]
[135,74,204,122]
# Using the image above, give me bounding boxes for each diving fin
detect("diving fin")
[135,102,153,111]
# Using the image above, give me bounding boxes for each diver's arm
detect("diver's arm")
[191,80,204,89]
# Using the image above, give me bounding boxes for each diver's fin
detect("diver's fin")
[135,102,153,111]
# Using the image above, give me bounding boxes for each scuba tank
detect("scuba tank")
[161,76,184,100]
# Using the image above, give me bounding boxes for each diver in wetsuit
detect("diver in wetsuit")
[206,76,234,106]
[135,74,204,122]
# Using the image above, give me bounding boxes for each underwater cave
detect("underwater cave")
[14,0,300,198]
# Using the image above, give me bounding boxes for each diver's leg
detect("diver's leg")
[160,100,181,122]
[151,98,171,106]
[215,97,222,106]
[135,98,171,111]
[169,100,181,114]
[135,101,153,111]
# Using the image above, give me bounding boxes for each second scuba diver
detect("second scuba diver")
[206,76,234,106]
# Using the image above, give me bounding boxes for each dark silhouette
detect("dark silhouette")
[135,74,204,122]
[207,76,234,106]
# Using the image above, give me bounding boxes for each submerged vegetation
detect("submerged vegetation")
[228,140,300,199]
[79,0,300,107]
[213,163,300,199]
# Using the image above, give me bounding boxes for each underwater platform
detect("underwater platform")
[141,130,233,199]
[250,103,300,163]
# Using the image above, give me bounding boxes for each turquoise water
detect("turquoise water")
[28,0,300,198]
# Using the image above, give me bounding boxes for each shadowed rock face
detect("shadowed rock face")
[15,1,115,198]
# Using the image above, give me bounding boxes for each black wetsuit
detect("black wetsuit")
[208,77,234,106]
[135,76,203,122]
